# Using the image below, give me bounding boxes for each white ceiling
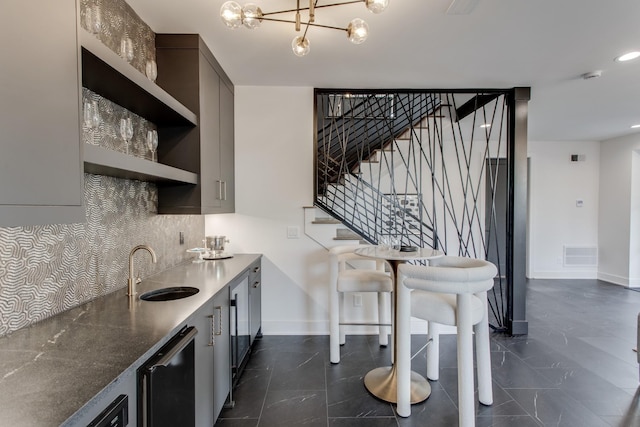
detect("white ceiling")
[127,0,640,142]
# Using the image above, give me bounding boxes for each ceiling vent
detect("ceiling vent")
[446,0,480,15]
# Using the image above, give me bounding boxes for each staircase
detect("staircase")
[303,206,364,250]
[314,89,517,331]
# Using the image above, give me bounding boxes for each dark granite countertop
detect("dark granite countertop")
[0,253,261,427]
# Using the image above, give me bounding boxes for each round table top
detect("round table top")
[354,246,443,262]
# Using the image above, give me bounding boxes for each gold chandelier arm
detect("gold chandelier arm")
[260,17,347,32]
[261,0,364,16]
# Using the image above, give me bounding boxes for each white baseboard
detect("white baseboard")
[530,270,597,279]
[260,319,457,335]
[597,272,640,288]
[261,320,327,335]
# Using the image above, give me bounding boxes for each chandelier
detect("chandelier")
[220,0,390,56]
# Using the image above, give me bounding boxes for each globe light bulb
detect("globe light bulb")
[347,18,369,44]
[242,4,263,29]
[220,1,243,28]
[365,0,389,14]
[292,36,310,57]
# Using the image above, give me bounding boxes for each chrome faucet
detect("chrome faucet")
[127,245,157,296]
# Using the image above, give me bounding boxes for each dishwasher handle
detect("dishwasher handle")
[151,326,198,369]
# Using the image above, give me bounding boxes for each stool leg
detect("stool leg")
[457,294,475,427]
[426,321,440,381]
[330,288,340,364]
[339,293,346,345]
[475,292,493,405]
[378,292,389,346]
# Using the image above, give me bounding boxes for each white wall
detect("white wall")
[630,151,640,282]
[206,86,333,334]
[527,140,600,278]
[598,133,640,286]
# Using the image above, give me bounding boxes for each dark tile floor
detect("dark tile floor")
[216,279,640,426]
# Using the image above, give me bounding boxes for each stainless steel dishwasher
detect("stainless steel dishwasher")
[138,326,198,427]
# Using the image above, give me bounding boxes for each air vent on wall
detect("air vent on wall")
[563,245,598,267]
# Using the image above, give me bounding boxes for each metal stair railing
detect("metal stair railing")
[316,172,436,249]
[314,89,520,333]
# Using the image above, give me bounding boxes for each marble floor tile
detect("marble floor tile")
[216,279,640,427]
[259,389,327,427]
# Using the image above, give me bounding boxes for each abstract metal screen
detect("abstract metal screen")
[315,89,514,330]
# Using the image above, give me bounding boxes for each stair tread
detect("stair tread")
[335,228,362,240]
[312,218,341,224]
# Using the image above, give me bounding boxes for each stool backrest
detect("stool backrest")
[329,245,386,283]
[399,256,497,295]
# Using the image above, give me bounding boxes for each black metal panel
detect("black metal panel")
[455,93,500,122]
[507,87,530,335]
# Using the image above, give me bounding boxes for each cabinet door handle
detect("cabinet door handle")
[223,181,227,201]
[151,326,198,368]
[208,314,215,346]
[217,181,223,200]
[214,306,223,336]
[252,266,261,273]
[252,281,260,288]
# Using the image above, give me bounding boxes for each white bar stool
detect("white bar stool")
[329,244,393,364]
[398,256,497,427]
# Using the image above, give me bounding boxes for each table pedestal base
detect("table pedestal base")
[364,365,431,404]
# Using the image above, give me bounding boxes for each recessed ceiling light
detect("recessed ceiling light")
[480,123,491,128]
[615,51,640,62]
[631,124,640,129]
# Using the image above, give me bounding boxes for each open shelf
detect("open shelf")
[84,144,198,185]
[80,29,197,127]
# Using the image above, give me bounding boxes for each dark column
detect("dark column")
[508,87,530,335]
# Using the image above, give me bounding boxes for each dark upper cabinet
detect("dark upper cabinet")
[219,79,235,213]
[0,0,85,227]
[155,34,235,214]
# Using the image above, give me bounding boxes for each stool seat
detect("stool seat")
[338,270,393,293]
[411,291,484,326]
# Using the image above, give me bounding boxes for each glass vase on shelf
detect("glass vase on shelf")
[83,99,100,130]
[84,5,101,35]
[119,116,133,154]
[120,36,134,63]
[146,129,158,161]
[145,59,157,82]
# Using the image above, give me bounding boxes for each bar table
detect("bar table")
[354,245,443,417]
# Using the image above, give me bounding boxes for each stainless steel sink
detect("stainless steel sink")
[140,286,200,301]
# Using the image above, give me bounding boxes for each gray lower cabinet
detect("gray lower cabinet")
[191,300,215,426]
[212,287,231,420]
[249,260,262,343]
[0,0,84,227]
[191,288,230,425]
